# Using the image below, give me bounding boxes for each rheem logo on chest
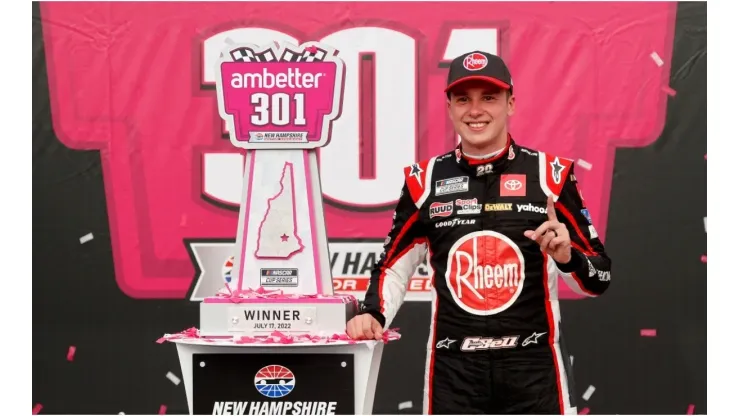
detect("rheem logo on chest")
[445,230,526,315]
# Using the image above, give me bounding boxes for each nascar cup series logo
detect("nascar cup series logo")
[446,230,525,315]
[215,41,345,149]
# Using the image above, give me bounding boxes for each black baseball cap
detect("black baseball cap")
[445,51,513,94]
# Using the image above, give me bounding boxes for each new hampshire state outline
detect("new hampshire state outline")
[254,162,305,259]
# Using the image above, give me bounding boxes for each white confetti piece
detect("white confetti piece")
[166,371,181,386]
[119,413,125,415]
[398,401,413,410]
[576,159,593,171]
[79,233,94,244]
[704,217,707,233]
[570,355,574,365]
[650,51,664,67]
[582,385,596,401]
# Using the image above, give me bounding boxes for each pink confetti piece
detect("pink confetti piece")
[67,346,76,362]
[306,45,318,53]
[662,85,677,97]
[579,408,590,415]
[158,405,167,415]
[701,255,707,263]
[210,286,357,305]
[640,329,657,337]
[33,404,43,414]
[179,215,187,226]
[704,154,707,160]
[687,404,695,414]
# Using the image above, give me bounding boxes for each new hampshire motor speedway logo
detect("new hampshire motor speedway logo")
[254,364,295,398]
[211,365,338,415]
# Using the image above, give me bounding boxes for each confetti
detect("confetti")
[398,401,413,410]
[180,215,187,226]
[704,217,707,233]
[166,371,181,386]
[576,159,593,171]
[67,346,76,362]
[701,255,707,263]
[579,408,590,415]
[159,326,401,346]
[640,329,657,337]
[79,233,94,244]
[209,286,358,311]
[662,85,677,97]
[570,355,574,365]
[650,51,664,67]
[582,385,596,401]
[687,404,695,414]
[119,413,125,415]
[33,404,43,414]
[158,405,167,415]
[704,154,707,160]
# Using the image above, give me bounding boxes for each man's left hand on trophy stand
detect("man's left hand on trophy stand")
[346,313,384,340]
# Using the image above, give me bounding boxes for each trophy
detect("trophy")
[201,40,355,336]
[161,40,398,415]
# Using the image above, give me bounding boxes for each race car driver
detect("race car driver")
[345,51,612,415]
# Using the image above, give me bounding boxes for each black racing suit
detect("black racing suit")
[361,137,611,415]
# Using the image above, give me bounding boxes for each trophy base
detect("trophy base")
[199,294,359,337]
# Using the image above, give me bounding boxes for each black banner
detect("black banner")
[193,353,354,415]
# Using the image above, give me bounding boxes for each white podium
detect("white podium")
[173,339,384,415]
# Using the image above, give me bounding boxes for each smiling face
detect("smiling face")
[447,80,516,154]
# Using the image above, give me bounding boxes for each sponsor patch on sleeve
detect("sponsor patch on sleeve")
[581,208,593,224]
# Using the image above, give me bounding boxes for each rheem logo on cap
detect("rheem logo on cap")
[463,53,488,71]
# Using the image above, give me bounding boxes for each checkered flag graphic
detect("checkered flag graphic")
[297,47,328,62]
[279,46,329,63]
[230,47,278,63]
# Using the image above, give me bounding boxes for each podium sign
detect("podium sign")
[193,353,355,415]
[215,41,345,297]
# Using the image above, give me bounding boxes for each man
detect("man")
[346,51,612,415]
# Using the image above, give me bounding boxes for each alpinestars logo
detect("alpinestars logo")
[550,157,565,184]
[521,331,547,346]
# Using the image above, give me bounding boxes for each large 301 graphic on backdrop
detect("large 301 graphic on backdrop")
[40,2,676,302]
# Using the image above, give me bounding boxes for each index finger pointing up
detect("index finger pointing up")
[547,195,557,221]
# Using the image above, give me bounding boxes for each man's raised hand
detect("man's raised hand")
[523,196,572,263]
